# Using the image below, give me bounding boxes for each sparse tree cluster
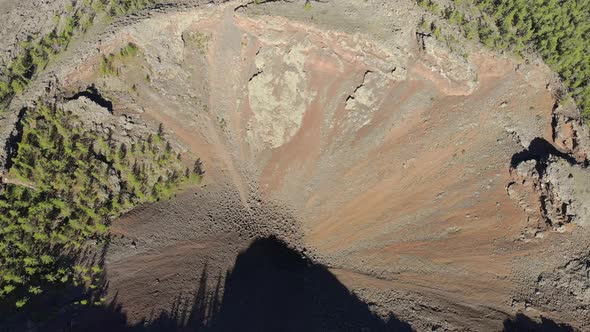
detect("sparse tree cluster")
[0,0,154,106]
[0,103,201,308]
[99,42,140,77]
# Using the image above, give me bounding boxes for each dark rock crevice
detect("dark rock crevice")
[248,69,263,82]
[346,70,372,104]
[2,106,28,174]
[416,31,431,51]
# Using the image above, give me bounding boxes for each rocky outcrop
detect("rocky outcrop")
[247,42,315,149]
[553,98,590,163]
[536,253,590,316]
[507,94,590,234]
[417,34,478,95]
[509,144,590,232]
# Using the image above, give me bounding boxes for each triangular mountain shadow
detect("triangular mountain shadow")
[23,237,576,332]
[209,237,413,332]
[63,237,414,332]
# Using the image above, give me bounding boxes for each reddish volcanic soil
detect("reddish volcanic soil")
[55,1,590,331]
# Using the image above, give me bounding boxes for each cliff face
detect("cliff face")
[2,0,590,330]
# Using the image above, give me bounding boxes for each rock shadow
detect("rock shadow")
[510,137,577,172]
[66,85,114,113]
[62,237,414,332]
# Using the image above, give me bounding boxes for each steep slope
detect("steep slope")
[2,0,590,331]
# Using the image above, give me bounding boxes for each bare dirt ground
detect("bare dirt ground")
[3,0,590,331]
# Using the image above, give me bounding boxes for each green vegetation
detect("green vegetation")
[183,32,211,55]
[0,103,200,308]
[99,42,140,76]
[418,0,590,120]
[0,0,154,106]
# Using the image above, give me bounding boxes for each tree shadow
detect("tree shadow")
[54,236,414,332]
[3,237,579,332]
[0,240,110,331]
[503,313,574,332]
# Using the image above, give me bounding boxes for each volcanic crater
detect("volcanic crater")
[4,0,590,331]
